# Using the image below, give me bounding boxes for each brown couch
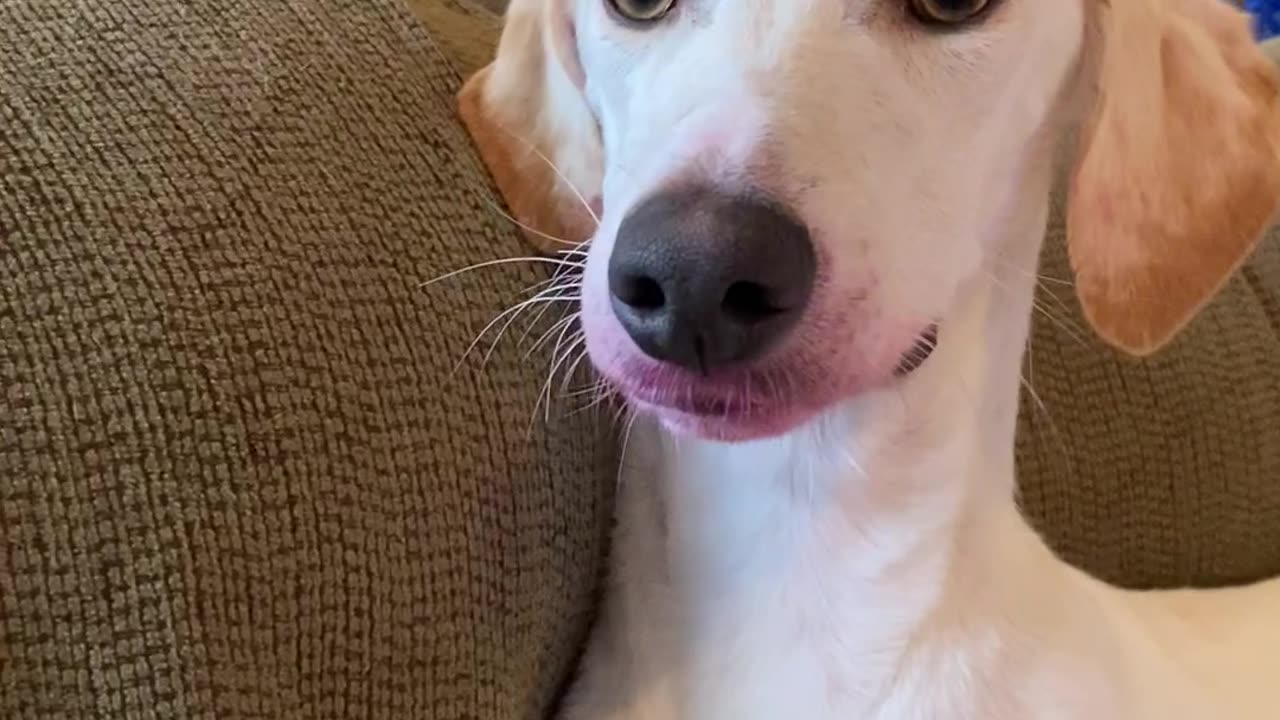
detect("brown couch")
[2,0,1278,718]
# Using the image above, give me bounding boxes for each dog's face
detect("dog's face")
[573,0,1084,440]
[461,0,1280,442]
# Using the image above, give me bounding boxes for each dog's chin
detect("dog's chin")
[650,399,819,440]
[635,395,823,443]
[602,327,940,444]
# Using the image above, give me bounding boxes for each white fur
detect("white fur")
[486,1,1280,717]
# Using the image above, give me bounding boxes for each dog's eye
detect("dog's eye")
[909,0,991,25]
[607,0,677,23]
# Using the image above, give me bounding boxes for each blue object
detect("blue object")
[1248,0,1280,39]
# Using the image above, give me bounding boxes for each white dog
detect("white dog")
[459,0,1280,717]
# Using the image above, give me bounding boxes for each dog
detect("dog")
[458,0,1280,717]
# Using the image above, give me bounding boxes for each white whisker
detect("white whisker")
[558,339,593,394]
[452,293,579,376]
[516,294,577,347]
[525,312,582,359]
[616,409,641,493]
[489,122,602,227]
[991,255,1073,287]
[529,320,585,432]
[479,195,583,248]
[1020,337,1075,481]
[984,266,1089,347]
[419,256,584,289]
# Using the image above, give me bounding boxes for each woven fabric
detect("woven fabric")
[410,0,503,78]
[1018,198,1280,589]
[0,1,615,718]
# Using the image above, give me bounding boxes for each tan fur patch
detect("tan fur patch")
[1069,0,1280,356]
[458,68,596,254]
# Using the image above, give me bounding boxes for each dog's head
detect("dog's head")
[461,0,1280,442]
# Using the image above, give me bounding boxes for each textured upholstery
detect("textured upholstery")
[1019,197,1280,588]
[1,1,614,717]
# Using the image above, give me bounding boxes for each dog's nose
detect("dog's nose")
[608,187,816,373]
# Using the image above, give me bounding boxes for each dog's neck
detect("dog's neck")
[640,147,1077,683]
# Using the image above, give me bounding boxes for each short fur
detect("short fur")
[460,0,1280,717]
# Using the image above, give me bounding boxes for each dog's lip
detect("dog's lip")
[613,324,940,419]
[620,380,772,418]
[618,379,811,442]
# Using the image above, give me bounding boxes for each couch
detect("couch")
[1,0,1278,718]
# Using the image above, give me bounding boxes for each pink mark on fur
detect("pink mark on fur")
[581,277,926,441]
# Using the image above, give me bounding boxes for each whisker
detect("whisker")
[419,256,584,289]
[1020,336,1076,482]
[1035,281,1082,325]
[994,258,1084,325]
[1019,373,1075,480]
[989,257,1088,341]
[616,409,641,493]
[558,338,593,394]
[983,267,1089,347]
[529,320,584,431]
[572,378,620,417]
[564,379,612,411]
[991,255,1073,287]
[840,444,869,482]
[455,275,581,368]
[1027,297,1088,348]
[528,275,585,299]
[516,294,577,347]
[563,381,606,399]
[485,303,573,368]
[547,331,586,388]
[453,302,543,376]
[452,294,578,376]
[521,273,564,297]
[420,22,601,257]
[525,312,582,359]
[478,195,584,248]
[489,123,602,228]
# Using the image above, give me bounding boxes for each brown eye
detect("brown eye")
[909,0,991,25]
[608,0,677,23]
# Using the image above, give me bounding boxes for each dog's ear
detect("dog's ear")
[1068,0,1280,356]
[458,0,602,254]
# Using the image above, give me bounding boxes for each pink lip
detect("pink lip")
[632,402,784,440]
[636,397,818,442]
[600,325,938,442]
[606,368,827,442]
[623,382,765,416]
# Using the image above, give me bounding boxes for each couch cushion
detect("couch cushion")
[1013,10,1280,591]
[0,1,615,718]
[1018,198,1280,588]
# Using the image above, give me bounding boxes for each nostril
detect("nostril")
[615,274,666,311]
[609,187,816,371]
[722,281,786,324]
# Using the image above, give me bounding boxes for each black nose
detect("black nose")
[608,187,816,374]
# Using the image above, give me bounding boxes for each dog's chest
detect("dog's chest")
[609,434,1127,720]
[630,530,1117,720]
[619,445,997,719]
[668,583,989,720]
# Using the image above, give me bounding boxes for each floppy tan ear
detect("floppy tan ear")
[457,0,603,254]
[1068,0,1280,356]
